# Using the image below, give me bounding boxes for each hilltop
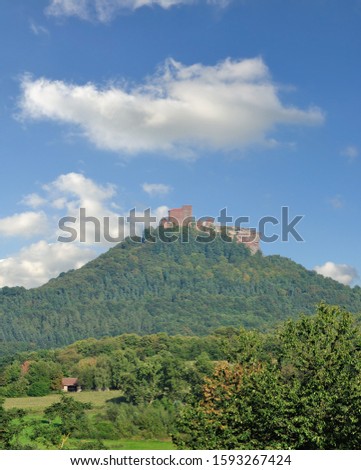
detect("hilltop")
[1,229,361,355]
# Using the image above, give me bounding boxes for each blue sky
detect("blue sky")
[0,0,360,288]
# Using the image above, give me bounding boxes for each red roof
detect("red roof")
[62,377,78,386]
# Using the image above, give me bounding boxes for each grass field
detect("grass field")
[4,392,176,450]
[4,390,122,414]
[75,439,176,450]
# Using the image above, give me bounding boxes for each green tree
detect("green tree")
[0,399,27,449]
[26,360,62,396]
[44,395,91,449]
[174,362,291,449]
[174,304,361,450]
[194,352,214,376]
[278,302,361,449]
[28,380,51,397]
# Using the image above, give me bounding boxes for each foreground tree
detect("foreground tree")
[0,399,26,449]
[43,395,92,449]
[278,302,361,449]
[174,304,361,449]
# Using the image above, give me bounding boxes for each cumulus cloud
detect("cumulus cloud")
[142,183,172,196]
[314,261,359,286]
[21,193,47,208]
[20,172,168,244]
[0,172,169,287]
[0,173,117,288]
[44,172,116,215]
[0,241,95,288]
[341,145,359,162]
[0,211,48,237]
[46,0,227,22]
[18,58,324,158]
[42,172,124,245]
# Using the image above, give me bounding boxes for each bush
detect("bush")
[105,400,177,439]
[28,380,51,397]
[86,419,118,440]
[77,439,108,450]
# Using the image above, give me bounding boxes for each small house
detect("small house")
[61,377,81,392]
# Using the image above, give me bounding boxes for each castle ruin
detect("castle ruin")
[161,205,260,254]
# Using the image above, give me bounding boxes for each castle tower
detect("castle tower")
[162,205,193,227]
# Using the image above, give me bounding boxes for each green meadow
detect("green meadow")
[4,390,122,413]
[4,391,175,450]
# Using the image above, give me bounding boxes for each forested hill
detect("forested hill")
[1,230,361,355]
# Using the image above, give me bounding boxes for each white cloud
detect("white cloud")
[21,175,118,231]
[46,0,227,22]
[39,172,168,243]
[152,205,168,221]
[44,172,116,214]
[0,241,95,288]
[18,58,324,158]
[0,173,169,288]
[142,183,172,196]
[51,197,68,209]
[314,261,359,286]
[43,172,123,245]
[341,145,359,162]
[0,211,48,237]
[22,192,47,208]
[46,0,92,20]
[29,20,49,35]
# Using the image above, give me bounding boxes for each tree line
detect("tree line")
[1,303,361,449]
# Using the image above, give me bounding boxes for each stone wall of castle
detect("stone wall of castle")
[161,205,260,254]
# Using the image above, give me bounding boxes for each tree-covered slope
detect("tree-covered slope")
[1,232,361,353]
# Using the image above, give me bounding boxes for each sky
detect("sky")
[0,0,360,288]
